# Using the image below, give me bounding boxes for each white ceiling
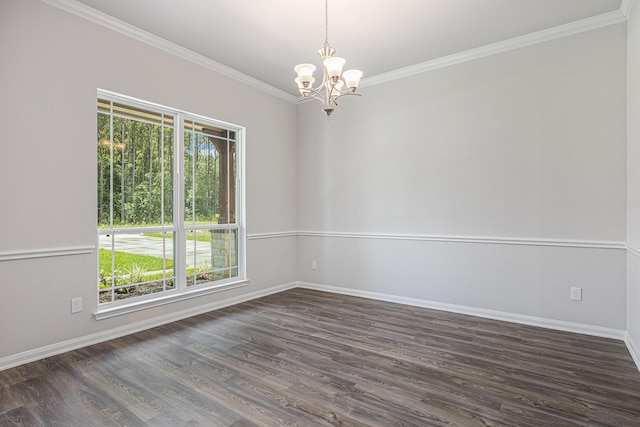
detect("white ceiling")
[68,0,624,97]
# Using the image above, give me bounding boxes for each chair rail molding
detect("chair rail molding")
[0,246,95,262]
[627,243,640,257]
[247,231,298,240]
[297,231,626,250]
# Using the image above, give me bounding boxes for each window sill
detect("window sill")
[94,279,249,320]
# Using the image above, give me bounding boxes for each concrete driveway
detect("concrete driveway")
[98,233,212,267]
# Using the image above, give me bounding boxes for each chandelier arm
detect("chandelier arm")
[297,87,327,105]
[308,85,328,99]
[326,79,352,99]
[299,95,328,106]
[330,91,362,103]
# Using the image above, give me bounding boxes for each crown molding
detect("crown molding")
[40,0,629,98]
[620,0,635,18]
[39,0,298,103]
[360,8,628,89]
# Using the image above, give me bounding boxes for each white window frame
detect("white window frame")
[95,89,247,320]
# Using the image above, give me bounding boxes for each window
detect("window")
[97,91,244,309]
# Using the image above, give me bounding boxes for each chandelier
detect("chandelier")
[293,0,363,118]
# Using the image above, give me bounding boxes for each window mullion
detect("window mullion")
[109,103,114,232]
[226,138,231,271]
[109,102,115,301]
[188,123,197,286]
[237,128,246,280]
[227,138,231,225]
[175,113,187,290]
[160,115,166,292]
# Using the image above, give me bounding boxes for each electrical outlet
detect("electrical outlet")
[311,260,318,270]
[71,297,83,313]
[570,287,582,301]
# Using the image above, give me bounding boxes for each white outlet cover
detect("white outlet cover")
[71,297,83,313]
[570,287,582,301]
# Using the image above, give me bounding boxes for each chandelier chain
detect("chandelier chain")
[324,0,329,47]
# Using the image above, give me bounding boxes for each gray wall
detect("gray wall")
[0,0,297,359]
[628,2,640,355]
[297,23,628,330]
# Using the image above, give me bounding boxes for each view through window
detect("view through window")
[97,92,243,305]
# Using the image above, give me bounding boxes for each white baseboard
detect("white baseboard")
[2,280,634,372]
[297,282,627,341]
[0,282,297,371]
[626,333,640,371]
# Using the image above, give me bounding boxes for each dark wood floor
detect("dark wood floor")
[2,289,640,426]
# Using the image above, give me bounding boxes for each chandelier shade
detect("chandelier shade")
[323,57,346,80]
[294,64,316,83]
[342,70,363,92]
[294,0,363,118]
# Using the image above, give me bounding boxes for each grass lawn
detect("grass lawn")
[99,249,174,273]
